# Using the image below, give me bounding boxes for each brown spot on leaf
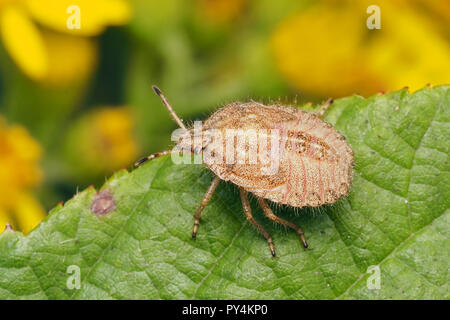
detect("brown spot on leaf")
[91,190,116,215]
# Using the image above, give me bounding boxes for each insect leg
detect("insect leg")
[257,198,309,248]
[134,150,172,167]
[240,188,276,257]
[317,98,334,119]
[192,176,221,239]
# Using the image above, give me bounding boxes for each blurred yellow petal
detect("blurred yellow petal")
[7,125,42,164]
[93,108,138,170]
[102,0,133,25]
[413,0,450,25]
[41,30,98,86]
[271,1,450,97]
[0,117,45,234]
[25,0,132,36]
[14,192,46,234]
[5,125,43,189]
[271,5,383,97]
[0,117,43,216]
[365,1,450,92]
[0,6,48,80]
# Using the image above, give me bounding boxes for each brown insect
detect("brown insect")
[136,86,354,257]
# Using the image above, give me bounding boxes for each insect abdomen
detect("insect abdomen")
[277,111,353,207]
[204,103,354,208]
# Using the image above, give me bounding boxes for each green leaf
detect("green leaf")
[0,86,448,299]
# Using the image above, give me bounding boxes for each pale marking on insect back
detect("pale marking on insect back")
[300,157,307,204]
[318,161,324,202]
[295,110,304,126]
[283,162,292,203]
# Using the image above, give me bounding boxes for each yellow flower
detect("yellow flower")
[65,107,139,178]
[271,0,450,97]
[92,108,139,171]
[39,30,98,86]
[0,0,131,83]
[0,116,45,233]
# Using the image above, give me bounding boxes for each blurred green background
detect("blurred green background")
[0,0,449,233]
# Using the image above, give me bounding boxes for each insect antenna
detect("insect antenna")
[134,86,188,167]
[152,85,186,130]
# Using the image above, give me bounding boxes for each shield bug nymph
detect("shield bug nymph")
[136,86,354,257]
